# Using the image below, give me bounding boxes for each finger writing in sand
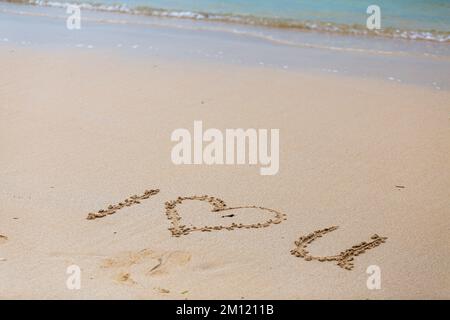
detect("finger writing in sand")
[290,226,387,270]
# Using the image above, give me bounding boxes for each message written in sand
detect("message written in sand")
[164,195,287,237]
[290,226,387,270]
[86,189,160,220]
[86,188,387,271]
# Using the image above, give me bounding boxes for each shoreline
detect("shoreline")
[1,1,450,91]
[6,0,450,43]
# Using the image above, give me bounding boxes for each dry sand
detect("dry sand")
[0,47,449,299]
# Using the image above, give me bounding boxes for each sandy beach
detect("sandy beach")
[0,2,449,300]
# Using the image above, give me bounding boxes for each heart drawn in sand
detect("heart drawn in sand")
[164,195,287,237]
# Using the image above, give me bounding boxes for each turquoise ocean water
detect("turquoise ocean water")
[9,0,450,41]
[1,0,449,88]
